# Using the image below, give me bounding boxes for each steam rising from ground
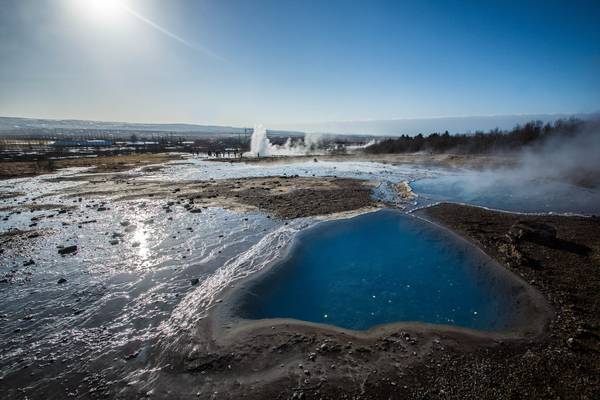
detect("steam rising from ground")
[246,124,324,157]
[482,122,600,191]
[417,122,600,214]
[346,139,377,150]
[516,125,600,188]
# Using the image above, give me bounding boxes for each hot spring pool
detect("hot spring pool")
[235,210,530,331]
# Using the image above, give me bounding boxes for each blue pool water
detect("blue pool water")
[238,210,516,331]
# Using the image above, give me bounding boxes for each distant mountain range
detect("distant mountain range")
[0,116,251,135]
[1,113,597,137]
[279,112,599,135]
[0,116,308,138]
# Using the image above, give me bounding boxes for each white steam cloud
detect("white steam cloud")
[516,126,600,187]
[245,124,325,157]
[427,122,600,214]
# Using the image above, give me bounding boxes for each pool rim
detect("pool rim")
[206,206,553,345]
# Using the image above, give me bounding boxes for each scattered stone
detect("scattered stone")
[23,259,35,266]
[58,245,78,255]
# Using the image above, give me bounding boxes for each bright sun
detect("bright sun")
[86,0,124,21]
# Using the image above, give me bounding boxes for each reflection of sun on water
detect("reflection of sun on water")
[132,223,150,260]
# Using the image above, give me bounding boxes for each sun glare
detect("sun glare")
[83,0,125,22]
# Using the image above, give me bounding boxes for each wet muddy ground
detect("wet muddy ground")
[114,203,599,400]
[50,173,378,219]
[0,157,599,399]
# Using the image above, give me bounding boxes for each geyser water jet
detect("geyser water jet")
[248,124,272,157]
[245,124,326,157]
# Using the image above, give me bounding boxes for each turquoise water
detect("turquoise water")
[238,210,513,331]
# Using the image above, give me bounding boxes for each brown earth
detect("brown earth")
[0,153,183,179]
[406,204,600,399]
[55,175,379,219]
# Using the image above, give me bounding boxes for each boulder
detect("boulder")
[509,221,557,246]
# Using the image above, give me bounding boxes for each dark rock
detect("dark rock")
[58,245,78,255]
[57,278,67,284]
[191,278,200,286]
[509,220,591,255]
[23,259,35,266]
[509,221,557,245]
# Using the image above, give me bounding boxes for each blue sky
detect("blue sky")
[0,0,598,129]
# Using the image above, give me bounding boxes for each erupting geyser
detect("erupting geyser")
[248,124,272,157]
[245,124,326,157]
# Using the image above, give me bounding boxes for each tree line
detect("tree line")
[364,118,593,154]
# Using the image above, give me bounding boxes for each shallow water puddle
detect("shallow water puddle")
[237,210,518,331]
